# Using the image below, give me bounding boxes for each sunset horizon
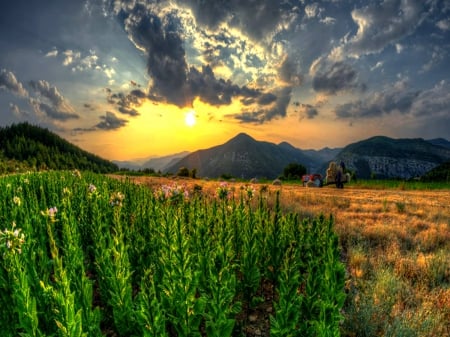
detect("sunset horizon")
[1,0,449,161]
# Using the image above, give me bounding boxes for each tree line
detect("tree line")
[0,122,118,173]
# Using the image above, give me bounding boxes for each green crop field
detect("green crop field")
[0,171,345,337]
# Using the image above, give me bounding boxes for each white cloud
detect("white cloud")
[45,48,58,57]
[63,49,81,66]
[436,19,450,31]
[0,69,29,97]
[320,17,336,25]
[370,61,383,71]
[335,0,424,59]
[305,3,319,18]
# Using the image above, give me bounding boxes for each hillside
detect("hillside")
[421,161,450,182]
[332,136,450,179]
[427,138,450,149]
[165,133,320,179]
[142,151,191,172]
[0,123,118,173]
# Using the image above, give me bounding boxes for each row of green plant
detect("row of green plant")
[0,171,346,336]
[346,179,450,190]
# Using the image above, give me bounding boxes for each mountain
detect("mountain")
[421,161,450,182]
[113,160,145,170]
[427,138,450,149]
[0,122,118,173]
[302,147,342,164]
[142,151,190,172]
[331,136,450,179]
[165,133,320,179]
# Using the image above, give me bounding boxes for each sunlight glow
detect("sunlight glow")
[185,110,196,127]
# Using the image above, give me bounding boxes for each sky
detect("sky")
[0,0,449,161]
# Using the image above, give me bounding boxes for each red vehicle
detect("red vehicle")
[302,173,324,187]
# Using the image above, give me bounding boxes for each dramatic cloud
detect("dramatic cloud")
[187,65,260,106]
[96,111,128,130]
[1,0,449,152]
[28,98,80,121]
[336,0,424,58]
[278,56,302,86]
[28,80,79,120]
[312,61,364,95]
[233,86,292,123]
[179,0,296,42]
[332,79,449,119]
[9,103,28,118]
[112,1,293,121]
[294,102,319,119]
[0,69,29,97]
[106,88,146,116]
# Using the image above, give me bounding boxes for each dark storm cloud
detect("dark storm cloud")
[278,56,302,86]
[96,111,128,130]
[0,69,28,97]
[106,88,147,116]
[297,103,319,119]
[334,81,421,119]
[312,62,363,95]
[121,4,189,106]
[178,0,293,41]
[257,93,277,105]
[344,0,424,58]
[233,87,292,123]
[112,1,292,118]
[73,111,128,132]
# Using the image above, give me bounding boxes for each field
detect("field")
[123,175,450,336]
[1,171,449,336]
[1,171,345,337]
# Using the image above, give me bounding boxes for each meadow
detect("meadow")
[0,171,345,337]
[124,175,450,336]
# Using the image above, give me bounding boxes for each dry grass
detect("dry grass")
[112,175,450,336]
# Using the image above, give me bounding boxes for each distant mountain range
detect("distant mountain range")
[332,136,450,179]
[121,133,450,180]
[164,133,328,179]
[1,122,448,181]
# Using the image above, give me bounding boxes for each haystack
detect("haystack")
[326,161,337,183]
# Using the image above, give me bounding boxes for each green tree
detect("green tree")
[177,166,190,177]
[283,162,307,180]
[190,168,197,179]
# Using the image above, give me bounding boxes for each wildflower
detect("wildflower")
[88,184,97,193]
[23,178,29,184]
[216,182,230,200]
[63,187,71,196]
[1,222,25,255]
[244,185,256,200]
[13,196,21,206]
[48,207,58,218]
[155,183,189,204]
[109,191,125,207]
[41,207,58,222]
[72,169,81,178]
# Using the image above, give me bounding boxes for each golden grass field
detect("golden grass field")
[115,175,450,336]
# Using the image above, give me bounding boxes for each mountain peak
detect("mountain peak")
[230,133,254,141]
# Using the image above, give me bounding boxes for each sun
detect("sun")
[185,109,196,127]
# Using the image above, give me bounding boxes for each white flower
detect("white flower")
[13,196,21,206]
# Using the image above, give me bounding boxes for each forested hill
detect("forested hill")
[0,123,118,173]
